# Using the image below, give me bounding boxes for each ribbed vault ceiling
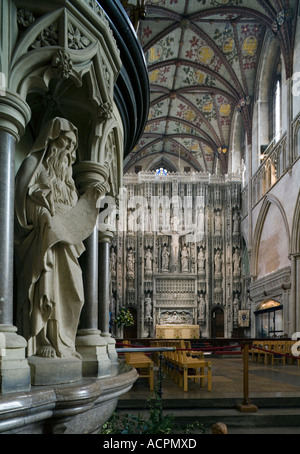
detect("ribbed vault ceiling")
[123,0,296,175]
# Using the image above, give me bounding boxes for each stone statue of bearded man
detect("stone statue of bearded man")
[15,117,107,360]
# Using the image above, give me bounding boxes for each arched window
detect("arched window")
[255,299,283,337]
[273,63,282,143]
[155,167,168,176]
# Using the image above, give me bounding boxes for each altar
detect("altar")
[156,325,199,339]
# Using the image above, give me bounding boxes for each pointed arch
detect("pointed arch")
[291,189,300,255]
[252,194,291,278]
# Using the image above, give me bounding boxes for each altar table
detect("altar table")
[156,324,199,339]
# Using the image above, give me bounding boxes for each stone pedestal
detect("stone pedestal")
[76,329,111,377]
[0,325,31,393]
[28,356,82,386]
[103,335,119,368]
[0,365,138,434]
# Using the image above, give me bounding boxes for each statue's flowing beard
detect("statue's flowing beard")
[45,143,77,206]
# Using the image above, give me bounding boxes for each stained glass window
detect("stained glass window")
[156,167,168,176]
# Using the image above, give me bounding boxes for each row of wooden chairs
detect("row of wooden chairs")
[122,340,154,391]
[152,340,212,392]
[250,340,300,366]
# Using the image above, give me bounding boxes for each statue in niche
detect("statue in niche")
[127,249,135,275]
[127,210,134,232]
[198,295,206,321]
[233,248,240,274]
[145,247,153,274]
[161,245,170,271]
[214,211,222,235]
[215,249,222,274]
[233,295,240,321]
[145,208,152,232]
[197,206,205,234]
[197,247,205,272]
[145,294,152,320]
[181,245,189,272]
[233,211,239,233]
[110,247,117,277]
[109,294,116,323]
[14,117,108,359]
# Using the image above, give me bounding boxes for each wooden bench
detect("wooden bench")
[266,341,286,365]
[250,341,270,364]
[123,341,154,391]
[251,340,300,366]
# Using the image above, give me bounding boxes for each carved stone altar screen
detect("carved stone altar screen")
[110,172,245,338]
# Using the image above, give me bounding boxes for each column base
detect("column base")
[101,333,119,367]
[76,329,111,378]
[28,355,82,386]
[0,325,31,394]
[236,402,258,413]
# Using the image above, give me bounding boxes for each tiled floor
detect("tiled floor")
[119,356,300,401]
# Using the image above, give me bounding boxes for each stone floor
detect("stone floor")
[117,355,300,434]
[119,356,300,399]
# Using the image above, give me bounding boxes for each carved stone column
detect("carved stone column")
[74,162,111,377]
[98,230,118,367]
[0,92,31,393]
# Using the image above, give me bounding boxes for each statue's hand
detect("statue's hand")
[40,208,53,225]
[85,181,110,205]
[94,181,110,196]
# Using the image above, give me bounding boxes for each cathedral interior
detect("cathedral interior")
[0,0,300,435]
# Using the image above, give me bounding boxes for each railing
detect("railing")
[248,113,300,209]
[251,133,287,208]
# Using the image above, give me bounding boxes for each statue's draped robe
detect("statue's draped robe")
[14,118,98,357]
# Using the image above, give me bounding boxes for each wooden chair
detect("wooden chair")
[175,341,212,392]
[123,340,154,391]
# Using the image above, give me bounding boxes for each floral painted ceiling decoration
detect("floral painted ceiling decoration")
[123,0,297,175]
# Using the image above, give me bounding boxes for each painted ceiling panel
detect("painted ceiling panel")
[122,0,297,174]
[148,98,170,120]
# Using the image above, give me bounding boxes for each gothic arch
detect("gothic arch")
[252,194,291,278]
[96,120,124,197]
[148,155,178,173]
[291,189,300,255]
[253,30,281,169]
